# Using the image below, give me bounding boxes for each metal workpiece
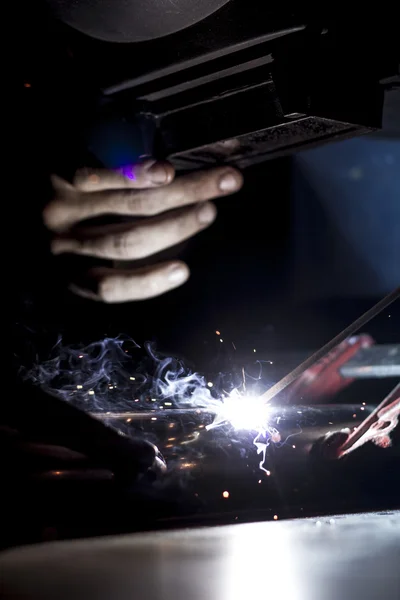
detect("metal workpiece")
[340,344,400,379]
[1,511,399,600]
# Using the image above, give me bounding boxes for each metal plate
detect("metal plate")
[1,511,399,600]
[340,344,400,378]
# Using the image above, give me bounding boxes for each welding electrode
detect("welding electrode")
[261,286,400,403]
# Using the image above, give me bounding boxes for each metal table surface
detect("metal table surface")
[1,511,399,600]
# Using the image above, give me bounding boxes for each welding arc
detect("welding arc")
[261,285,400,403]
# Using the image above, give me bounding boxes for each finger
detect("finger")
[52,202,217,260]
[17,443,87,461]
[69,261,190,303]
[45,167,242,233]
[73,160,175,191]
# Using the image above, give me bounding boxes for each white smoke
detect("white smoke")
[27,336,281,474]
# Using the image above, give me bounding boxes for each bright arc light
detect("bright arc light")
[217,393,271,431]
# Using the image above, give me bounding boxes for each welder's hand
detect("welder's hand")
[43,161,243,302]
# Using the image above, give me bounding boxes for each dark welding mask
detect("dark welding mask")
[45,1,399,171]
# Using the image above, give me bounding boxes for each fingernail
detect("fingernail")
[168,264,188,283]
[87,174,101,185]
[197,202,217,225]
[219,171,241,192]
[147,162,169,184]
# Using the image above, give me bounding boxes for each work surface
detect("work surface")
[1,511,399,600]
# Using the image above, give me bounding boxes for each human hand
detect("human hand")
[0,383,166,548]
[43,161,243,302]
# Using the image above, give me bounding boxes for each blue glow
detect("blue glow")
[88,119,146,170]
[291,137,400,299]
[118,165,136,180]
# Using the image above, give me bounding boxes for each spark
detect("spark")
[151,417,157,421]
[215,330,221,336]
[76,384,83,389]
[164,402,172,406]
[222,491,230,499]
[88,390,95,395]
[254,430,272,476]
[220,339,223,343]
[130,376,135,381]
[273,515,278,520]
